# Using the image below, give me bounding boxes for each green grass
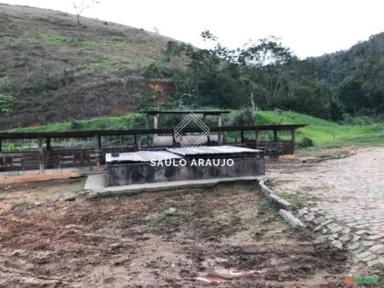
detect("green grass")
[9,113,146,132]
[256,111,384,148]
[7,110,384,149]
[90,59,120,71]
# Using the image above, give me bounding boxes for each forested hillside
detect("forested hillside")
[308,33,384,117]
[151,32,384,122]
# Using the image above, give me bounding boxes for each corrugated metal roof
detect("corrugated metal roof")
[106,151,182,163]
[166,145,262,156]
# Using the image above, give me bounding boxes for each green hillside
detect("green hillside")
[0,4,177,129]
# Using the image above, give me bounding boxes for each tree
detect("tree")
[238,37,297,107]
[338,77,365,115]
[0,92,14,114]
[73,0,99,35]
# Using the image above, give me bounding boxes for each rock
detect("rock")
[368,244,384,253]
[367,258,384,267]
[331,240,343,249]
[339,234,351,243]
[356,251,372,259]
[278,209,306,228]
[366,233,384,241]
[304,213,315,222]
[328,233,339,241]
[327,223,343,233]
[63,196,76,201]
[347,243,360,251]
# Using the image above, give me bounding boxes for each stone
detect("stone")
[360,241,374,248]
[356,251,372,259]
[322,228,329,235]
[298,207,308,216]
[328,233,339,241]
[342,228,351,234]
[313,216,326,225]
[327,223,343,233]
[347,243,360,251]
[279,209,306,228]
[304,213,315,222]
[368,244,384,253]
[367,258,384,267]
[366,234,384,241]
[339,234,351,243]
[351,234,361,242]
[355,230,369,236]
[321,219,334,226]
[331,240,343,249]
[63,196,76,201]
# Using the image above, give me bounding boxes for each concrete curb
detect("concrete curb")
[259,179,305,228]
[259,179,293,211]
[86,176,262,199]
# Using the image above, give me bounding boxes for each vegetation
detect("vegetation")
[142,30,384,123]
[1,3,384,140]
[0,4,175,129]
[10,113,146,132]
[9,110,384,149]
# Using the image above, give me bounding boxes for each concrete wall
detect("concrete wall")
[107,156,265,186]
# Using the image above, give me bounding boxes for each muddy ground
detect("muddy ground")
[0,181,348,287]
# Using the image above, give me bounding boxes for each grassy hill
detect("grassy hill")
[9,110,384,149]
[0,4,178,129]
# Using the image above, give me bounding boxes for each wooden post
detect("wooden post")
[46,138,51,151]
[273,130,278,142]
[95,134,102,150]
[0,138,2,152]
[95,134,101,166]
[46,138,51,169]
[154,113,159,129]
[240,130,244,144]
[218,114,222,144]
[38,138,44,174]
[134,134,138,150]
[291,129,296,154]
[255,129,259,149]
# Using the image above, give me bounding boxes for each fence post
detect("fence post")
[95,134,101,167]
[38,138,44,174]
[290,129,296,154]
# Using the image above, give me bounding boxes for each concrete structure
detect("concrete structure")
[106,145,264,186]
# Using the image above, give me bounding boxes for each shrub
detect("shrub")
[298,137,314,148]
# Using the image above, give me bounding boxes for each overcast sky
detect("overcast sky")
[1,0,384,59]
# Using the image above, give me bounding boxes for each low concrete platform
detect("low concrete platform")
[84,173,262,199]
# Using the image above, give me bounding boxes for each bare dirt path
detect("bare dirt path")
[0,183,347,287]
[268,147,384,274]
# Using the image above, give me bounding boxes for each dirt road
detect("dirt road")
[0,182,347,287]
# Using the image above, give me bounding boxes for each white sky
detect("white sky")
[1,0,384,59]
